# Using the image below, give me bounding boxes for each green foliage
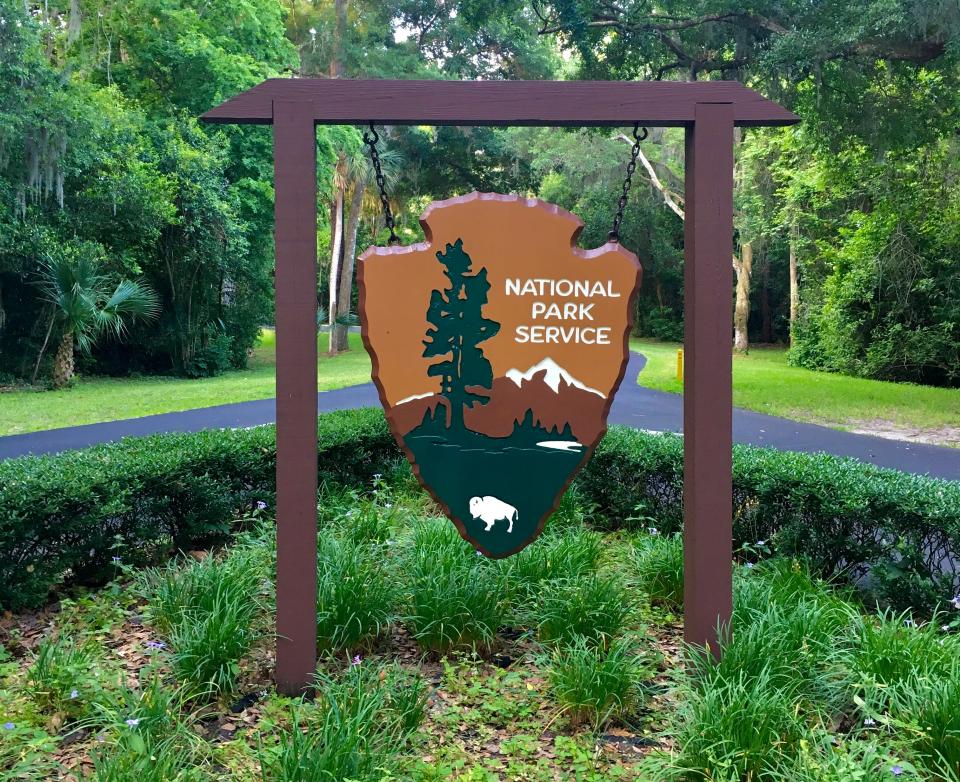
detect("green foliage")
[0,0,297,382]
[88,672,208,780]
[402,520,507,653]
[666,667,808,780]
[316,533,395,652]
[631,532,684,609]
[496,527,603,605]
[260,663,426,782]
[788,143,960,386]
[534,575,633,649]
[583,427,960,613]
[886,671,960,778]
[137,548,266,694]
[26,634,103,719]
[772,735,917,782]
[2,410,958,618]
[545,635,651,728]
[0,408,397,610]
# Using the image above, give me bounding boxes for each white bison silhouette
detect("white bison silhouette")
[469,496,517,533]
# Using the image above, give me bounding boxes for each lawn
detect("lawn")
[0,470,955,781]
[632,338,960,442]
[0,330,373,436]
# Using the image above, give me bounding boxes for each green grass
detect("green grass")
[0,329,372,436]
[3,467,957,781]
[631,337,960,437]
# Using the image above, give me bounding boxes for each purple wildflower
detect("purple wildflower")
[146,640,166,650]
[111,556,122,564]
[951,595,960,610]
[125,718,140,727]
[70,689,79,700]
[256,501,268,511]
[3,722,14,731]
[351,655,362,666]
[891,766,903,776]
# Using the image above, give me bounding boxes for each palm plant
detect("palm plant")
[33,248,160,387]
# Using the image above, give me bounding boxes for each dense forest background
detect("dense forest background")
[1,0,958,386]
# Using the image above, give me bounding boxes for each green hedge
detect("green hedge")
[581,428,960,613]
[1,408,957,613]
[0,410,398,610]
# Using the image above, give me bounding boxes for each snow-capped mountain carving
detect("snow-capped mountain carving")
[390,361,610,447]
[505,358,606,398]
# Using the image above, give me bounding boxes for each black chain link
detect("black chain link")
[608,122,649,243]
[362,123,399,245]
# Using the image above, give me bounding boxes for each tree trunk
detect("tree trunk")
[331,180,366,353]
[330,0,347,78]
[327,179,344,354]
[759,254,773,344]
[52,331,74,388]
[733,241,753,353]
[789,223,799,346]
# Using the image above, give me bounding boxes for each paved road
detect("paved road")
[1,353,957,479]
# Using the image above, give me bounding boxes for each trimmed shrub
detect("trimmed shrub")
[0,409,398,610]
[581,427,960,613]
[1,410,957,615]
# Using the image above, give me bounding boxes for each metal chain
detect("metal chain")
[608,122,649,243]
[362,123,399,245]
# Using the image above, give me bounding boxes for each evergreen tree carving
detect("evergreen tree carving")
[422,239,500,429]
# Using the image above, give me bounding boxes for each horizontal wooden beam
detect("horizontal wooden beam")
[202,78,798,127]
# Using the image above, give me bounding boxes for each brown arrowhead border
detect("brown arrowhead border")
[357,192,642,557]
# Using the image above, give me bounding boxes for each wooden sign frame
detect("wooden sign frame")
[201,78,799,695]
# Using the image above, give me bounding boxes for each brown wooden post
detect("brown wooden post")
[683,102,735,654]
[273,100,318,694]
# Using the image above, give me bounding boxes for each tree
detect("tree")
[34,245,160,387]
[422,239,500,430]
[329,142,403,354]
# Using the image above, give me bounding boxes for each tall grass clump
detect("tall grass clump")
[886,670,960,779]
[316,533,396,652]
[631,532,684,609]
[137,548,265,694]
[665,668,807,780]
[535,574,633,648]
[831,612,960,779]
[546,635,651,728]
[260,663,426,782]
[27,634,103,718]
[772,735,918,782]
[497,527,603,608]
[402,520,506,653]
[834,610,958,714]
[691,597,853,706]
[88,672,207,781]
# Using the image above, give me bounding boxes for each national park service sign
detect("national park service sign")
[359,193,642,557]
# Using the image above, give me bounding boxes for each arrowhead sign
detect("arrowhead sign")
[358,193,642,557]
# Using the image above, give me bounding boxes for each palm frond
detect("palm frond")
[100,280,161,339]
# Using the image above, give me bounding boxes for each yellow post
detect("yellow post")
[677,348,684,382]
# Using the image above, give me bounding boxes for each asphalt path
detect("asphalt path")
[1,353,957,480]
